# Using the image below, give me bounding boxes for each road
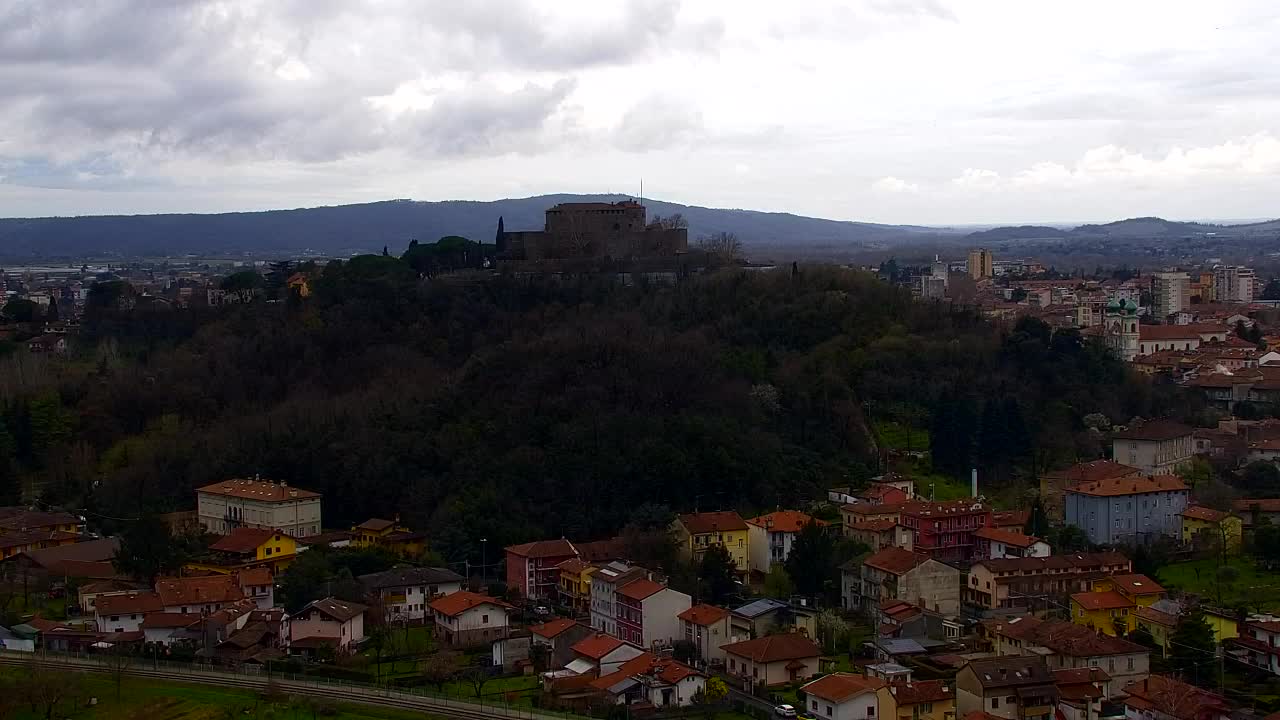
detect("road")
[0,650,576,720]
[726,680,780,715]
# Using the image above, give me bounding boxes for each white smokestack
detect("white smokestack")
[971,468,978,498]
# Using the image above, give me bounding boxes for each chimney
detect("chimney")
[971,468,978,498]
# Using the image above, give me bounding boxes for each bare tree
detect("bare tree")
[697,232,742,263]
[20,664,84,720]
[103,644,132,701]
[420,651,461,693]
[460,665,491,698]
[648,213,688,230]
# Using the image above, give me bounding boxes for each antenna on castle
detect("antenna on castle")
[640,178,644,207]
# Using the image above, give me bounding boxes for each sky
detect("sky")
[2,0,1280,225]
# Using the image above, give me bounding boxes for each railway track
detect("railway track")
[0,651,574,720]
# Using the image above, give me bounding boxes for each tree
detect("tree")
[764,565,795,599]
[672,639,698,664]
[1168,605,1217,687]
[45,299,59,323]
[784,521,836,601]
[2,299,38,323]
[460,665,491,698]
[1177,457,1214,492]
[699,544,737,605]
[421,651,461,692]
[1241,461,1280,494]
[366,625,390,683]
[648,213,688,231]
[1253,517,1280,569]
[220,270,265,303]
[19,664,84,720]
[697,232,742,263]
[1024,495,1050,538]
[104,644,132,701]
[695,676,729,720]
[113,513,184,585]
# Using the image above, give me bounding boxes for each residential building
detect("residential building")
[1151,272,1189,320]
[1070,574,1165,636]
[672,511,750,578]
[898,500,993,564]
[1136,324,1231,356]
[800,672,886,720]
[567,632,647,676]
[965,552,1133,613]
[589,561,646,636]
[238,567,275,610]
[842,503,907,536]
[677,604,731,665]
[140,612,200,646]
[156,574,246,615]
[729,598,817,642]
[1041,461,1143,522]
[349,518,427,557]
[0,508,84,536]
[1179,506,1242,552]
[991,511,1030,532]
[1064,474,1189,545]
[358,566,464,622]
[199,527,299,574]
[614,577,691,650]
[196,478,322,537]
[955,656,1056,720]
[1234,498,1280,532]
[1213,265,1255,303]
[78,579,146,615]
[0,529,82,561]
[1133,606,1179,657]
[428,591,513,648]
[529,618,595,668]
[722,633,823,687]
[557,558,596,615]
[589,652,706,709]
[505,538,579,602]
[877,679,956,720]
[984,616,1150,694]
[95,591,164,633]
[855,546,961,615]
[847,519,915,553]
[1111,421,1195,475]
[291,597,367,654]
[1121,676,1230,720]
[1226,618,1280,676]
[1,537,120,586]
[972,528,1050,559]
[969,248,994,280]
[1053,668,1110,720]
[746,510,826,572]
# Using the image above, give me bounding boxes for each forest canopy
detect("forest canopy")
[0,261,1190,564]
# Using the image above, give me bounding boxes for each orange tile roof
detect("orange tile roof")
[992,510,1029,528]
[155,575,244,607]
[802,673,885,703]
[888,679,953,705]
[1043,460,1143,483]
[721,633,821,663]
[747,510,826,533]
[96,591,164,616]
[196,479,320,502]
[529,618,580,639]
[863,547,930,576]
[571,632,626,659]
[617,578,665,601]
[1237,498,1280,514]
[1180,505,1229,523]
[1108,574,1164,595]
[210,527,280,554]
[504,539,578,559]
[1069,474,1188,497]
[848,519,899,532]
[678,511,748,534]
[678,604,730,626]
[556,558,592,574]
[238,567,273,587]
[1112,420,1195,442]
[428,591,512,618]
[973,527,1042,547]
[1071,591,1133,611]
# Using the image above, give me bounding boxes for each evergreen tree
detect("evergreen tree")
[45,299,59,323]
[0,419,17,505]
[112,514,184,585]
[784,521,836,601]
[1024,495,1050,538]
[699,545,737,605]
[1168,605,1217,687]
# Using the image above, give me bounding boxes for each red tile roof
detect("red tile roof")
[571,632,627,659]
[1069,474,1188,498]
[1180,505,1230,523]
[900,499,990,518]
[747,510,825,533]
[141,612,199,629]
[888,679,954,705]
[96,591,164,616]
[863,547,930,576]
[354,518,397,532]
[210,528,281,554]
[1138,324,1230,341]
[1122,676,1229,720]
[802,673,885,703]
[678,511,748,534]
[529,618,580,639]
[1236,498,1280,514]
[196,479,320,502]
[1134,606,1178,627]
[678,604,730,626]
[155,575,244,607]
[1108,574,1165,595]
[843,502,906,517]
[721,633,822,663]
[617,578,665,601]
[992,510,1029,529]
[238,567,273,587]
[848,519,899,532]
[428,591,512,618]
[504,539,578,559]
[1113,420,1195,442]
[989,617,1146,656]
[556,558,592,574]
[1071,591,1133,611]
[973,527,1042,547]
[1043,460,1142,483]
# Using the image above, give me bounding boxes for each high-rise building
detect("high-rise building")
[1151,272,1189,320]
[967,248,993,279]
[1212,265,1256,303]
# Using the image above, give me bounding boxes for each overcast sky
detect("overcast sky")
[2,0,1279,225]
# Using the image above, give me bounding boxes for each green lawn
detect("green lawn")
[874,422,930,452]
[1158,557,1280,612]
[1,671,451,720]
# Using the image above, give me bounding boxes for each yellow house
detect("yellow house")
[673,511,751,578]
[1134,606,1179,655]
[1180,506,1242,552]
[191,526,300,574]
[351,518,427,558]
[1072,574,1166,635]
[878,679,955,720]
[556,558,596,614]
[1203,607,1239,644]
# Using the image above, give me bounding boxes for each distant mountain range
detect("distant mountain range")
[0,194,946,259]
[967,216,1280,242]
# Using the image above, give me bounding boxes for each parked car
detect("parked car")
[775,705,797,718]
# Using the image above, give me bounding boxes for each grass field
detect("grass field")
[1,672,449,720]
[1158,557,1280,612]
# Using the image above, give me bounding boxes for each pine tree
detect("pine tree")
[1168,605,1217,687]
[699,545,738,605]
[1024,495,1050,538]
[45,299,59,323]
[785,521,836,601]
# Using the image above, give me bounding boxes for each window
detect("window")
[868,705,875,716]
[265,547,272,556]
[827,705,833,717]
[812,700,819,711]
[921,704,933,713]
[991,699,999,709]
[1108,659,1115,672]
[1127,657,1135,671]
[482,614,489,624]
[110,615,119,622]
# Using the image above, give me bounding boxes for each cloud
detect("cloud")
[613,97,704,152]
[872,176,919,193]
[950,168,1001,189]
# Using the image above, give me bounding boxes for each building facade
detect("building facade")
[1213,265,1256,303]
[968,248,994,280]
[1111,421,1194,475]
[1064,475,1189,546]
[505,539,579,602]
[196,478,321,537]
[614,578,691,651]
[672,511,750,577]
[899,500,992,565]
[1151,272,1189,320]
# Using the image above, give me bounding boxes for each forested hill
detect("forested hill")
[0,262,1192,564]
[0,195,942,258]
